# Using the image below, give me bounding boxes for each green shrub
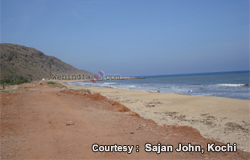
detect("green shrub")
[0,77,30,85]
[7,56,12,61]
[12,67,18,72]
[47,81,56,84]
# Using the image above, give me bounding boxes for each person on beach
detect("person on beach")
[157,88,160,93]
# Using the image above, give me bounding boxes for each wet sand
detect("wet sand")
[59,80,250,152]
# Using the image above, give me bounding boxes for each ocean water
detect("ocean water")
[68,71,250,100]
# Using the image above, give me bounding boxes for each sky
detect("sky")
[1,0,249,76]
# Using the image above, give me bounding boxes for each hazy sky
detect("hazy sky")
[1,0,249,76]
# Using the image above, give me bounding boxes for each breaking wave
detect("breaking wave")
[218,84,249,87]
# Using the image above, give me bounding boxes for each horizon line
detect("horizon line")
[126,70,249,78]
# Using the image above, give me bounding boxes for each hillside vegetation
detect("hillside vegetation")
[0,43,94,81]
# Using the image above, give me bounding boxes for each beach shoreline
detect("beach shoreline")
[56,80,250,152]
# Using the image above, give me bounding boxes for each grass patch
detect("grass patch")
[47,81,56,84]
[47,81,66,88]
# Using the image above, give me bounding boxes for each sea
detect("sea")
[68,71,250,100]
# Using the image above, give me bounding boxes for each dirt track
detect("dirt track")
[1,82,249,159]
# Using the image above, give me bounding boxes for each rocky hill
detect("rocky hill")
[0,43,94,80]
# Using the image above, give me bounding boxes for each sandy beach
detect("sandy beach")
[59,80,250,152]
[1,80,249,159]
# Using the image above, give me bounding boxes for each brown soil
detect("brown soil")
[1,82,249,159]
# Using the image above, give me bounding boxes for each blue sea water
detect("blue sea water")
[68,71,250,100]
